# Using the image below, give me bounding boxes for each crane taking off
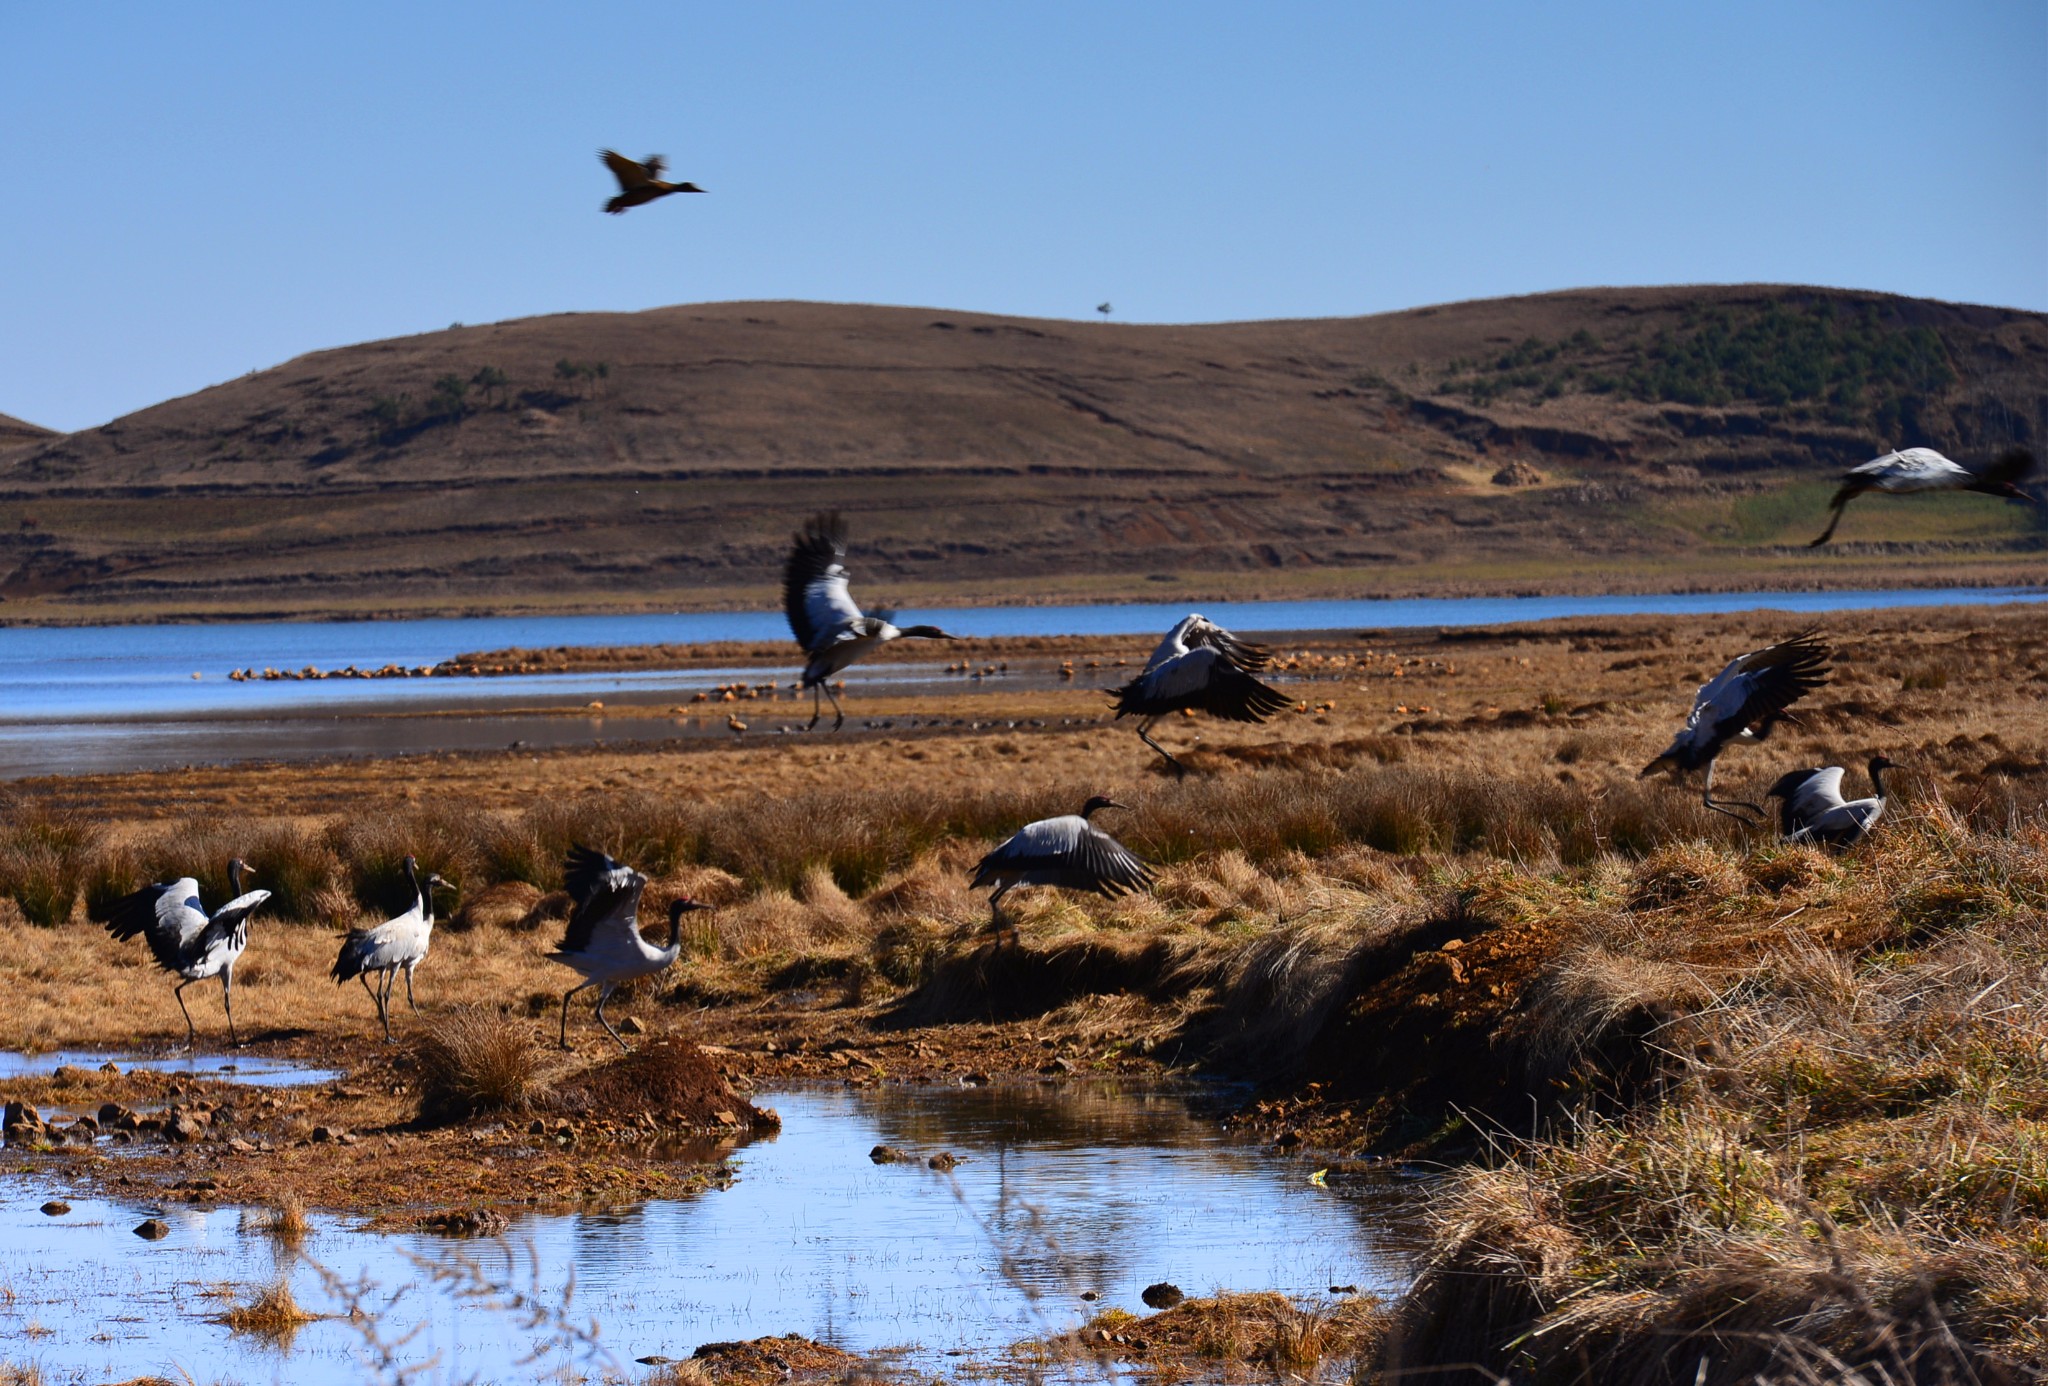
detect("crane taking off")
[1766,755,1899,849]
[548,846,709,1051]
[784,511,956,730]
[106,859,270,1049]
[1641,632,1831,820]
[969,796,1155,940]
[1110,614,1290,774]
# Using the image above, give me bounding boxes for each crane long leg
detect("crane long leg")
[173,979,198,1051]
[807,682,823,731]
[1135,717,1186,777]
[222,969,239,1049]
[378,971,395,1041]
[986,882,1013,944]
[404,964,419,1014]
[1701,760,1764,822]
[560,981,594,1049]
[823,681,846,732]
[592,986,630,1054]
[1808,494,1855,547]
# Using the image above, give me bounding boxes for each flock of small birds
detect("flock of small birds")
[106,147,2048,1055]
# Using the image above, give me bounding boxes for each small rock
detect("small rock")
[39,1201,69,1216]
[99,1061,121,1075]
[4,1100,45,1138]
[869,1144,915,1165]
[1141,1282,1185,1309]
[168,1110,211,1143]
[712,1110,738,1127]
[528,1118,548,1135]
[1079,1289,1099,1302]
[51,1065,91,1085]
[227,1137,257,1154]
[619,1016,646,1036]
[98,1103,138,1129]
[960,1072,991,1087]
[1330,1283,1359,1294]
[636,1357,675,1366]
[308,1125,336,1143]
[1275,1129,1303,1149]
[134,1218,170,1240]
[926,1151,958,1172]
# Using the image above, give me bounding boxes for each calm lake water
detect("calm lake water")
[0,587,2040,777]
[0,1079,1411,1384]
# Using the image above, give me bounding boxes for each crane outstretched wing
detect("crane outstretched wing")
[600,149,653,190]
[784,512,862,651]
[1702,633,1831,743]
[559,846,646,953]
[972,817,1155,897]
[106,878,210,970]
[1183,618,1272,672]
[1110,648,1289,722]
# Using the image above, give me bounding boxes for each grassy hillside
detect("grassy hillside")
[1,286,2042,622]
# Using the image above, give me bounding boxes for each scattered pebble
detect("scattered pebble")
[1141,1281,1185,1309]
[39,1201,69,1217]
[133,1218,170,1240]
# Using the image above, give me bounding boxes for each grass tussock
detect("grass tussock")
[253,1193,309,1249]
[411,1007,550,1123]
[218,1278,317,1343]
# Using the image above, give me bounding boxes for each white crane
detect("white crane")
[969,796,1155,939]
[784,511,956,730]
[1110,614,1290,773]
[330,855,454,1041]
[1808,446,2036,546]
[105,859,270,1049]
[548,846,709,1051]
[1641,632,1831,820]
[1765,755,1899,849]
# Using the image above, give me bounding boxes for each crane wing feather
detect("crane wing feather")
[105,878,210,970]
[784,512,862,651]
[559,846,647,954]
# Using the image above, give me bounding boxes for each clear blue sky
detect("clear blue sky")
[3,1,2042,433]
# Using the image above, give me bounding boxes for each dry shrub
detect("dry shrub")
[218,1278,316,1343]
[1511,944,1716,1098]
[1745,841,1832,893]
[1178,912,1379,1076]
[326,801,477,916]
[250,1193,309,1249]
[0,795,101,926]
[446,879,542,932]
[1629,841,1745,909]
[412,1007,548,1123]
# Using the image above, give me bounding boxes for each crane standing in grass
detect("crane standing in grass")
[548,846,710,1052]
[331,855,455,1041]
[1641,632,1832,821]
[970,796,1155,942]
[1111,614,1290,774]
[1807,446,2036,546]
[1766,755,1900,849]
[784,511,957,730]
[105,859,270,1049]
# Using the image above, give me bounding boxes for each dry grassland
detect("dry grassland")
[2,603,2047,1381]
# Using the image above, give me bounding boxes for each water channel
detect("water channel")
[0,1072,1411,1383]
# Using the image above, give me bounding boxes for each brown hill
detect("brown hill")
[0,412,53,449]
[1,286,2042,622]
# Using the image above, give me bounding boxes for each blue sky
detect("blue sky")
[2,2,2042,433]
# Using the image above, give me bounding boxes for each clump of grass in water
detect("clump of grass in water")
[255,1193,310,1250]
[412,1007,549,1123]
[218,1278,317,1344]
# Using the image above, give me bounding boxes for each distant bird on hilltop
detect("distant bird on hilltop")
[549,846,708,1051]
[599,150,705,214]
[106,859,270,1049]
[1642,632,1831,820]
[970,796,1155,941]
[1766,755,1898,849]
[1808,446,2037,546]
[785,511,956,731]
[1111,614,1290,774]
[331,855,453,1041]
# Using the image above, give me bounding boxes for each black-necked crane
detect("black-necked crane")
[1766,755,1899,849]
[548,846,709,1051]
[105,859,270,1049]
[599,150,705,214]
[1641,632,1831,820]
[330,855,454,1041]
[1110,614,1290,774]
[969,796,1155,940]
[784,511,956,730]
[1808,446,2036,546]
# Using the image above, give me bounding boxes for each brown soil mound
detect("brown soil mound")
[553,1038,773,1130]
[892,934,1190,1025]
[1068,1292,1387,1368]
[689,1335,857,1384]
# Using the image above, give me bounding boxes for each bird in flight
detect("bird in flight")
[784,511,955,730]
[1110,614,1290,774]
[598,150,705,214]
[1807,446,2036,546]
[1640,632,1831,820]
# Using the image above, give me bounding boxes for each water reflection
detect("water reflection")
[0,1081,1411,1382]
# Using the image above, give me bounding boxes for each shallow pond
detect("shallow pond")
[0,1049,342,1088]
[0,1082,1413,1383]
